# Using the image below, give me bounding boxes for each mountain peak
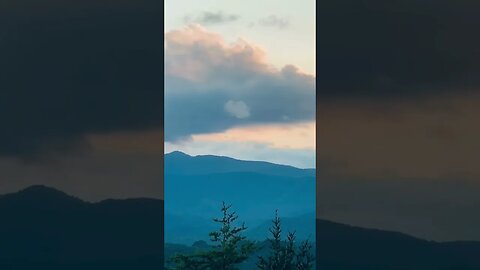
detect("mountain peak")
[1,185,85,206]
[16,185,67,197]
[166,151,191,158]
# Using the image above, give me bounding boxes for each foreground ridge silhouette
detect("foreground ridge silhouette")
[1,186,480,269]
[0,186,163,270]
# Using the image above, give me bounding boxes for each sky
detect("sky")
[165,0,315,75]
[0,0,314,204]
[316,0,480,241]
[3,0,480,243]
[0,0,164,201]
[164,0,316,168]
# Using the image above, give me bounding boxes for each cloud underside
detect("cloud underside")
[0,0,163,158]
[164,24,315,142]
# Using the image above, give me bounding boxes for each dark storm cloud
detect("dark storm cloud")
[317,0,480,100]
[0,0,163,158]
[164,25,315,142]
[183,11,239,25]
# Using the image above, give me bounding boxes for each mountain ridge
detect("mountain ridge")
[0,185,163,270]
[1,185,480,269]
[165,151,315,177]
[164,151,316,243]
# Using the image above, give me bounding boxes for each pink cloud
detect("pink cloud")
[192,122,315,150]
[165,24,272,81]
[164,25,315,142]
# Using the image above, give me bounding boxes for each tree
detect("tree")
[167,204,314,270]
[257,211,314,270]
[168,253,206,270]
[168,202,256,270]
[295,240,314,270]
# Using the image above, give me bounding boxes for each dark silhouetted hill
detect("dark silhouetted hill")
[0,186,163,270]
[317,219,480,270]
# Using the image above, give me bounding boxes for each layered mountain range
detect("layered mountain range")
[0,153,479,269]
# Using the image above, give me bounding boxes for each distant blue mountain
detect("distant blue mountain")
[247,212,316,242]
[164,212,216,244]
[165,151,315,177]
[164,152,316,244]
[165,210,316,244]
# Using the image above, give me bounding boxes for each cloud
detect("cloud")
[258,15,290,29]
[224,100,250,119]
[183,11,239,25]
[317,0,480,101]
[192,122,315,150]
[0,0,163,158]
[164,25,315,142]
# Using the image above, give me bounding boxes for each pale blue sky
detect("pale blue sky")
[165,0,315,75]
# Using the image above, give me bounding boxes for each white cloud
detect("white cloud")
[164,25,315,141]
[224,100,250,119]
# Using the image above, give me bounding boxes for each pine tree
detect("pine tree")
[168,253,206,270]
[257,210,314,270]
[295,240,314,270]
[204,202,256,269]
[167,204,314,270]
[168,202,255,270]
